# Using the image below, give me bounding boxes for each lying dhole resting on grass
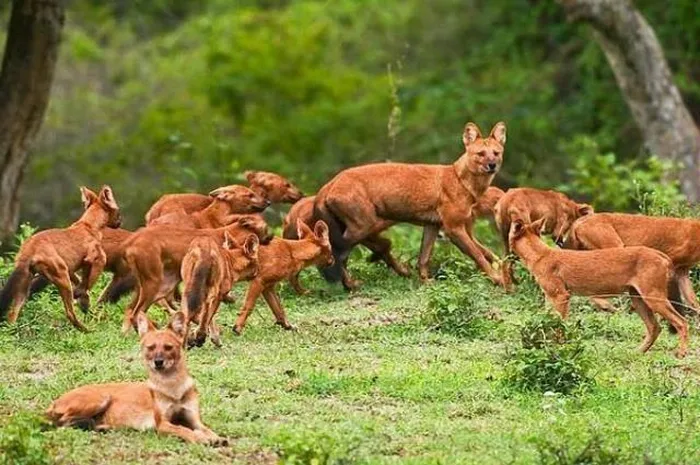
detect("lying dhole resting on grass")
[509,218,689,357]
[47,311,227,446]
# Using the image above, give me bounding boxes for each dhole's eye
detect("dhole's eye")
[478,151,487,157]
[163,344,174,351]
[146,344,156,351]
[493,151,501,157]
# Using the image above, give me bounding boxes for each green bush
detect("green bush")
[275,431,357,465]
[534,435,624,465]
[0,414,52,465]
[504,313,592,395]
[423,271,499,339]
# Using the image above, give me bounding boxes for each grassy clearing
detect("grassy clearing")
[1,224,700,464]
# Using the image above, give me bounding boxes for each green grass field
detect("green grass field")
[1,226,700,465]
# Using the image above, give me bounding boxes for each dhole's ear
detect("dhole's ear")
[223,231,239,250]
[80,187,98,210]
[489,122,507,145]
[314,220,330,242]
[167,312,187,339]
[208,186,237,200]
[99,185,119,211]
[530,217,546,235]
[577,203,594,217]
[296,219,313,239]
[510,220,525,238]
[136,312,154,338]
[462,123,482,147]
[237,216,255,229]
[244,171,258,184]
[243,234,259,259]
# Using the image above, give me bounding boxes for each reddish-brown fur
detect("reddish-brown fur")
[313,122,507,288]
[145,171,303,224]
[283,186,505,294]
[119,217,272,333]
[180,233,259,348]
[46,312,226,445]
[0,186,121,331]
[149,185,269,228]
[494,187,593,290]
[511,218,688,357]
[233,220,333,334]
[565,213,700,315]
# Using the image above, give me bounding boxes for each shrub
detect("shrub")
[423,271,498,339]
[534,435,624,465]
[275,431,357,465]
[0,413,52,465]
[504,313,592,395]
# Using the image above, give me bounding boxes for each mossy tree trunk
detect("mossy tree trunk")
[558,0,700,201]
[0,0,64,246]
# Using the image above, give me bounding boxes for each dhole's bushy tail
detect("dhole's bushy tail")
[103,275,136,304]
[185,261,211,319]
[313,200,347,283]
[0,261,32,321]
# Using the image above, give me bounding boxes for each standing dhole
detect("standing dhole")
[181,232,260,348]
[0,186,121,331]
[313,122,507,289]
[233,220,333,334]
[510,218,688,357]
[46,311,226,445]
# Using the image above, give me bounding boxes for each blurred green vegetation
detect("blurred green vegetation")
[2,0,698,228]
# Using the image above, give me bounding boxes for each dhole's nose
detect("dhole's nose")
[486,163,498,173]
[154,358,165,370]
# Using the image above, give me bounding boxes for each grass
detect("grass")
[2,223,700,464]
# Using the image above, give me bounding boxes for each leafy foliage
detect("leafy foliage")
[504,313,592,395]
[0,414,52,465]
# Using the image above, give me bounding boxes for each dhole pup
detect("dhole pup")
[566,212,700,315]
[282,186,505,294]
[145,171,303,224]
[313,122,507,289]
[233,220,333,334]
[120,216,271,333]
[510,218,688,357]
[0,186,121,331]
[181,232,260,348]
[46,311,226,445]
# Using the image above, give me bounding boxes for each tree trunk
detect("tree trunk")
[558,0,700,201]
[0,0,64,247]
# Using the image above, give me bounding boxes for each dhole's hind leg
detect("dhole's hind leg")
[677,268,700,315]
[46,392,112,429]
[37,261,88,332]
[361,234,410,277]
[629,291,661,353]
[417,225,439,282]
[74,247,107,314]
[639,288,688,358]
[233,280,263,334]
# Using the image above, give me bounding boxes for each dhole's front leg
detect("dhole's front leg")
[262,285,294,330]
[179,407,227,446]
[156,420,213,444]
[544,291,571,320]
[677,268,700,314]
[233,280,264,334]
[289,272,310,295]
[442,223,504,287]
[37,260,89,332]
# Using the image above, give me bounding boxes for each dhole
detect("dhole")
[145,171,303,224]
[149,185,270,228]
[233,220,333,334]
[181,232,259,348]
[565,212,700,316]
[494,187,593,289]
[313,122,507,288]
[282,186,505,294]
[510,218,688,357]
[120,216,271,333]
[46,312,226,445]
[0,186,121,331]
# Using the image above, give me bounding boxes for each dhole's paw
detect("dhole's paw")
[77,295,91,314]
[209,436,229,447]
[232,325,243,336]
[393,263,412,277]
[276,321,297,331]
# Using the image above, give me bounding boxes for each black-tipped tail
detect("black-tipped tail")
[186,264,210,318]
[313,201,348,283]
[28,275,51,300]
[104,275,136,304]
